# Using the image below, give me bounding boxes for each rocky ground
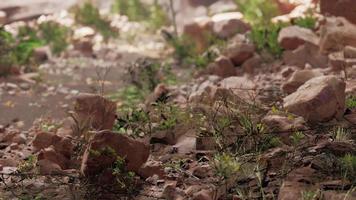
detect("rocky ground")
[0,0,356,200]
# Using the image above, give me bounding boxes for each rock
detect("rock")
[33,46,50,63]
[38,147,70,170]
[0,158,18,167]
[282,69,323,94]
[205,56,236,78]
[183,17,213,53]
[73,38,93,57]
[219,76,257,100]
[319,17,356,53]
[344,46,356,58]
[283,43,329,68]
[162,184,185,200]
[0,11,7,24]
[241,54,262,74]
[74,93,117,130]
[192,165,212,179]
[189,77,219,103]
[81,131,150,176]
[32,132,61,151]
[320,0,356,24]
[283,76,346,122]
[278,25,319,50]
[37,159,64,175]
[151,125,190,145]
[11,133,27,144]
[192,189,213,200]
[224,36,255,66]
[211,12,250,39]
[138,160,165,179]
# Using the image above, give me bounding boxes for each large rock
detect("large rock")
[74,93,117,130]
[182,16,213,53]
[320,0,356,25]
[283,43,329,68]
[283,76,346,122]
[205,56,236,78]
[278,25,319,50]
[81,131,150,176]
[282,69,323,94]
[319,17,356,53]
[211,12,250,39]
[224,35,255,66]
[0,11,7,24]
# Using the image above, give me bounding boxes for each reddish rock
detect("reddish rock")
[38,147,70,170]
[192,189,213,200]
[206,56,236,78]
[283,76,346,122]
[183,17,213,53]
[37,159,64,175]
[224,38,255,66]
[278,25,319,50]
[33,46,50,63]
[344,46,356,58]
[320,17,356,53]
[283,43,329,68]
[81,131,150,176]
[0,11,6,24]
[320,0,356,24]
[241,54,262,74]
[32,131,62,151]
[282,69,323,94]
[138,160,165,179]
[74,93,117,130]
[73,38,93,57]
[211,12,250,39]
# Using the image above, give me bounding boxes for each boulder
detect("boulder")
[283,76,346,122]
[224,35,255,66]
[283,43,329,68]
[344,46,356,58]
[182,16,213,53]
[38,147,70,170]
[74,93,117,130]
[32,131,62,151]
[241,54,262,74]
[73,38,93,57]
[319,17,356,53]
[205,56,236,78]
[282,69,323,94]
[320,0,356,24]
[81,131,149,176]
[211,12,250,39]
[0,11,6,25]
[278,25,319,50]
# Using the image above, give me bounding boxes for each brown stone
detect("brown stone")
[211,12,250,39]
[278,25,319,50]
[206,56,236,78]
[320,0,356,24]
[81,131,150,176]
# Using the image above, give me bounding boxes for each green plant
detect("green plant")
[149,0,169,29]
[74,2,117,40]
[250,22,286,57]
[234,0,280,26]
[39,21,69,55]
[331,127,352,143]
[108,85,146,110]
[114,108,151,137]
[212,152,241,179]
[17,155,37,173]
[346,96,356,110]
[290,131,305,146]
[0,28,17,76]
[301,189,319,200]
[340,154,356,184]
[112,156,137,194]
[293,15,316,30]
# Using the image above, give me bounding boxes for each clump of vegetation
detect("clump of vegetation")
[112,0,168,30]
[38,21,70,55]
[0,28,18,76]
[339,154,356,184]
[234,0,280,26]
[331,127,352,143]
[290,131,305,146]
[113,108,150,137]
[212,152,241,179]
[249,22,286,57]
[112,156,137,195]
[346,95,356,110]
[293,15,317,30]
[73,2,117,40]
[17,155,37,173]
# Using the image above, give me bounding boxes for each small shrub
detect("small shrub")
[212,153,241,179]
[290,131,305,146]
[74,2,117,40]
[346,95,356,110]
[0,28,17,76]
[340,154,356,184]
[114,108,150,137]
[249,23,286,57]
[293,15,317,30]
[234,0,280,26]
[330,127,352,143]
[112,156,137,194]
[109,85,146,110]
[39,21,69,55]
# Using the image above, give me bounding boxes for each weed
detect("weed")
[330,127,352,143]
[301,189,320,200]
[17,155,37,173]
[0,28,17,76]
[212,152,241,179]
[113,108,151,137]
[234,0,280,26]
[290,131,305,146]
[109,85,146,110]
[112,156,137,194]
[249,22,286,57]
[340,154,356,184]
[346,95,356,110]
[74,2,117,40]
[293,15,317,30]
[39,21,69,55]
